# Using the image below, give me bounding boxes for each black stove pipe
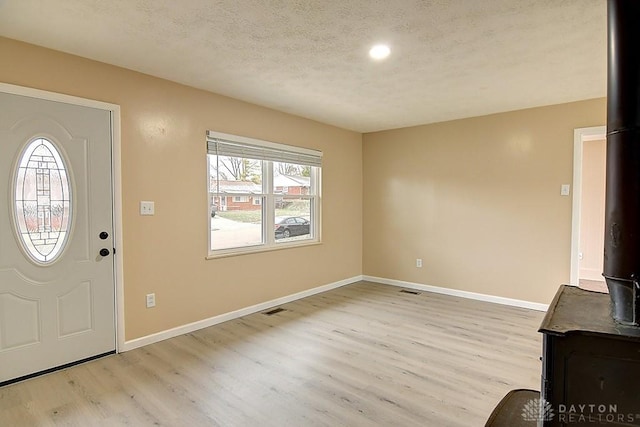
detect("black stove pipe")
[604,0,640,325]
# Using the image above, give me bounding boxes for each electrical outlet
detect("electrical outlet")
[140,201,155,215]
[416,258,423,268]
[146,293,156,308]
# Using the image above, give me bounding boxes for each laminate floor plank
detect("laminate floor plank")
[0,281,545,426]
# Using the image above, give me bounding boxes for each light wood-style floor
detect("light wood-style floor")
[0,281,545,426]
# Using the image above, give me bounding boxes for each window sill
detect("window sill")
[205,239,322,260]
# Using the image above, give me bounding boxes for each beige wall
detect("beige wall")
[0,35,609,331]
[363,99,606,304]
[0,37,363,340]
[579,138,606,282]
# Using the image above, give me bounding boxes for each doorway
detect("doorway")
[0,84,122,384]
[570,126,607,291]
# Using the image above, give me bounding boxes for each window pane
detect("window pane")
[209,154,264,251]
[273,162,311,195]
[14,138,72,263]
[209,154,262,192]
[210,197,264,250]
[275,198,312,242]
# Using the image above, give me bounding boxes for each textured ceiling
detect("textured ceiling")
[0,0,606,132]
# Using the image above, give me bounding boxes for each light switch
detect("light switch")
[140,201,155,215]
[560,184,570,196]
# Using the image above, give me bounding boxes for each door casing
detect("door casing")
[570,126,607,286]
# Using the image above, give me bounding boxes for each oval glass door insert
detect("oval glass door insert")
[14,138,72,264]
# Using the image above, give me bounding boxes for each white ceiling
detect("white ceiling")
[0,0,606,133]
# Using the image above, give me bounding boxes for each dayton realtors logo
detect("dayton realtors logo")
[556,404,640,424]
[521,398,555,422]
[520,399,640,424]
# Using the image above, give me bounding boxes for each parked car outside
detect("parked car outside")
[275,216,310,239]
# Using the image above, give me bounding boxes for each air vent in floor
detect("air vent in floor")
[263,307,286,316]
[399,289,421,295]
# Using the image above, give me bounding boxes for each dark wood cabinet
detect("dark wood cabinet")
[539,285,640,426]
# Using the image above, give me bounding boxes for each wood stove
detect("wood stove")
[539,286,640,426]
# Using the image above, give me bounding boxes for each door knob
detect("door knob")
[99,231,109,240]
[99,248,110,257]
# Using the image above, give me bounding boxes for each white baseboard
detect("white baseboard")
[122,274,548,352]
[121,276,362,352]
[363,275,549,312]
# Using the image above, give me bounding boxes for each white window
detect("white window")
[207,131,322,256]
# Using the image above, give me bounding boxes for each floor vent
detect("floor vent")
[399,289,421,295]
[263,307,286,316]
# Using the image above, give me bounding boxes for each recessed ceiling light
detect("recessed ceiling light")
[369,44,390,60]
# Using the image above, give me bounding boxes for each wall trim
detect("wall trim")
[363,275,549,312]
[121,275,363,352]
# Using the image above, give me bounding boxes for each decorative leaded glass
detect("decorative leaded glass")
[14,138,72,263]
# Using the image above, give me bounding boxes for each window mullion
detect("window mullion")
[313,167,320,240]
[264,160,275,245]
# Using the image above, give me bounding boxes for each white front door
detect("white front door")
[0,91,115,384]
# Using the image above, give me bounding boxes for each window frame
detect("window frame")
[207,131,322,258]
